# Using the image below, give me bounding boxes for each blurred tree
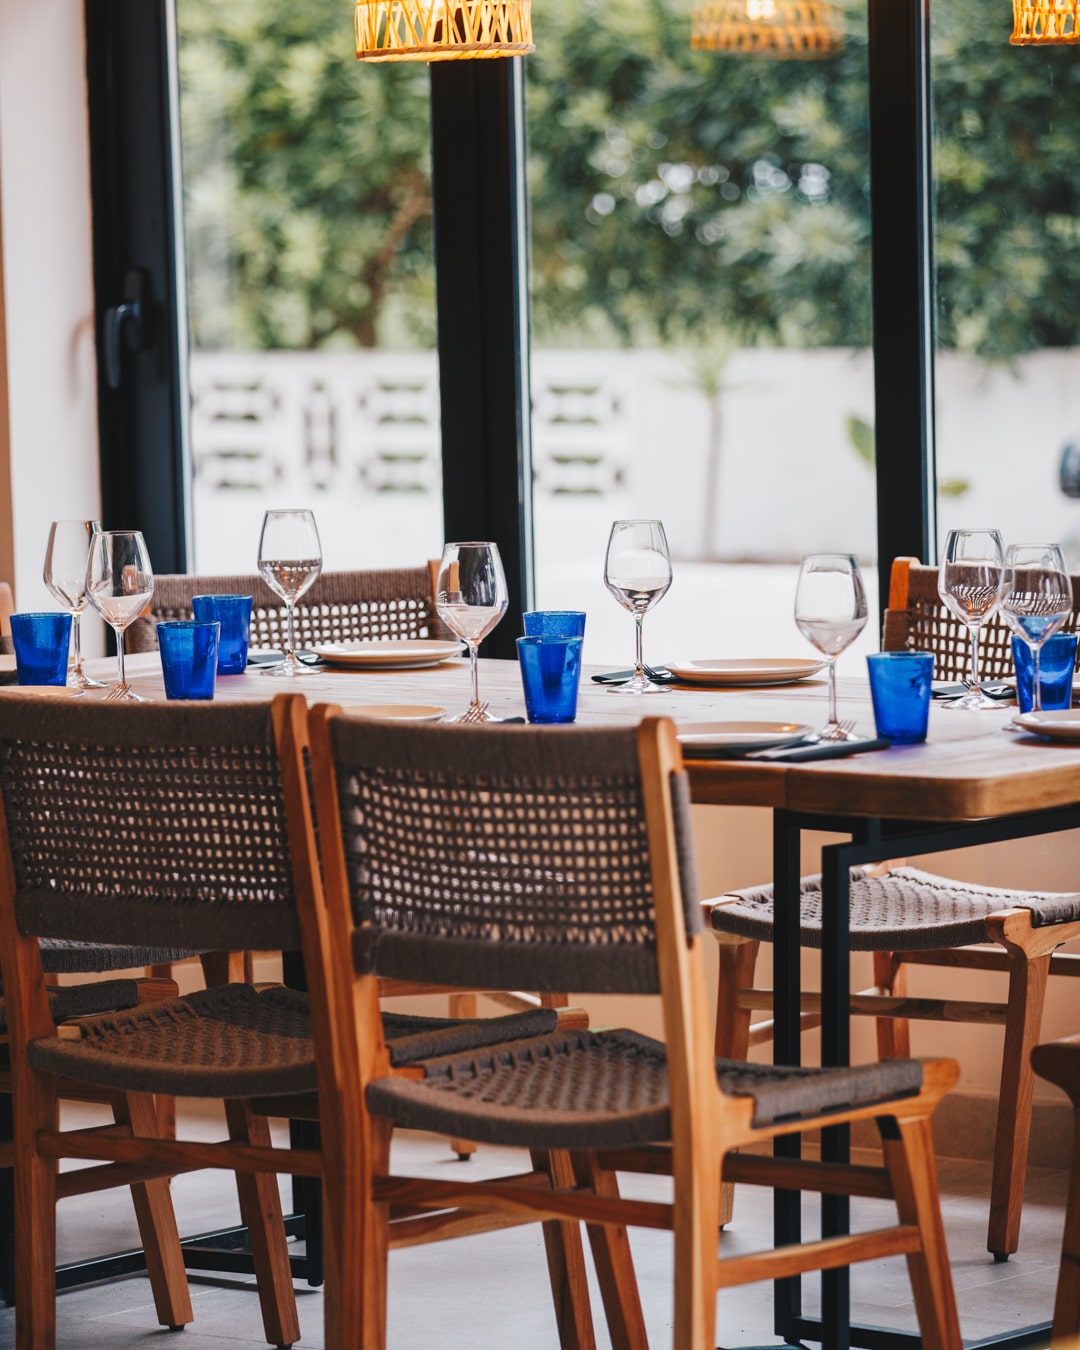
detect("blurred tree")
[177,0,1080,359]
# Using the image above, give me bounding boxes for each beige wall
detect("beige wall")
[0,0,102,619]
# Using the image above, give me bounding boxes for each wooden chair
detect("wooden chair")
[294,708,962,1350]
[710,554,1080,1261]
[0,695,591,1349]
[127,563,452,653]
[1031,1035,1080,1342]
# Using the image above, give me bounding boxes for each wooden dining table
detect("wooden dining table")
[14,649,1080,1349]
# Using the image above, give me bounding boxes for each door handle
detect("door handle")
[103,269,150,390]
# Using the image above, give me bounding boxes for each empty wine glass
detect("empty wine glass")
[257,509,322,677]
[938,528,1007,709]
[603,519,672,694]
[1000,542,1073,713]
[85,530,154,702]
[794,554,869,740]
[44,519,106,689]
[435,541,508,722]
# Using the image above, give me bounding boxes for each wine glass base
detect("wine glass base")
[105,684,149,703]
[259,656,319,678]
[69,667,107,690]
[607,674,668,695]
[939,690,1003,710]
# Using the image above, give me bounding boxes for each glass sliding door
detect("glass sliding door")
[176,0,443,573]
[525,0,879,664]
[931,1,1080,565]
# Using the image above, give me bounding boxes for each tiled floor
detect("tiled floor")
[0,1104,1064,1349]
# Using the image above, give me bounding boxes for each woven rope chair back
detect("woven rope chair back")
[882,558,1080,683]
[325,718,702,996]
[128,566,451,653]
[0,700,301,953]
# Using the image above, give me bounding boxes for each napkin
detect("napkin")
[592,667,675,685]
[682,736,891,762]
[932,681,1013,701]
[247,650,324,669]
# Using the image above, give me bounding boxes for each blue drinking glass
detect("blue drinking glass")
[866,651,934,744]
[192,594,253,675]
[1012,633,1077,714]
[522,610,587,639]
[10,612,72,686]
[157,621,219,700]
[517,636,583,723]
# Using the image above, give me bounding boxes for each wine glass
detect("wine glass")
[1000,542,1073,713]
[794,554,868,740]
[603,520,672,694]
[435,542,508,722]
[257,509,323,677]
[938,528,1007,709]
[43,519,106,689]
[85,530,154,702]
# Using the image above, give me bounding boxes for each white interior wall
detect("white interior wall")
[0,0,103,638]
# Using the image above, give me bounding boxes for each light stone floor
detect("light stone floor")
[0,1103,1064,1350]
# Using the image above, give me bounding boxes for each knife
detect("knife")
[744,736,892,762]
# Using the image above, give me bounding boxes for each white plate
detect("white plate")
[311,640,463,670]
[1014,710,1080,743]
[667,657,827,687]
[343,704,446,722]
[676,721,811,753]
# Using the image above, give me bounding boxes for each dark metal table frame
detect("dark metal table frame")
[769,802,1080,1350]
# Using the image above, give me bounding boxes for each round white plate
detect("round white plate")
[676,721,811,752]
[311,640,463,670]
[668,658,827,686]
[343,704,446,722]
[1014,709,1080,743]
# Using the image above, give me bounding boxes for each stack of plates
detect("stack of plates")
[311,639,463,670]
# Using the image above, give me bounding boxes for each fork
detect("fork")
[457,701,490,725]
[816,718,856,743]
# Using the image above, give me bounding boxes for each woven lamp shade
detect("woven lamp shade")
[1011,0,1080,44]
[355,0,534,60]
[691,0,843,57]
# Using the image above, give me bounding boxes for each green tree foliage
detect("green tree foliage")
[177,0,1080,358]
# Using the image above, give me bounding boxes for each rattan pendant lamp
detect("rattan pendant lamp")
[1011,0,1080,43]
[355,0,534,61]
[690,0,843,57]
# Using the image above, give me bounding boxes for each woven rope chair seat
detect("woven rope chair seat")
[28,985,316,1099]
[25,985,559,1098]
[711,866,1080,952]
[39,940,198,974]
[366,1027,924,1148]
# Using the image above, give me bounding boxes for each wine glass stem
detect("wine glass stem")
[826,655,838,726]
[284,602,297,660]
[116,628,127,691]
[71,611,83,677]
[968,626,983,696]
[1033,644,1043,712]
[634,613,646,681]
[469,643,481,707]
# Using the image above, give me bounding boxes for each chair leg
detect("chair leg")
[447,992,478,1159]
[714,937,758,1228]
[572,1152,648,1350]
[989,950,1050,1260]
[14,1071,58,1350]
[112,1092,193,1330]
[326,1114,390,1350]
[1052,1103,1080,1339]
[674,1141,721,1350]
[872,951,911,1058]
[879,1113,962,1350]
[224,1101,301,1348]
[530,1150,598,1350]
